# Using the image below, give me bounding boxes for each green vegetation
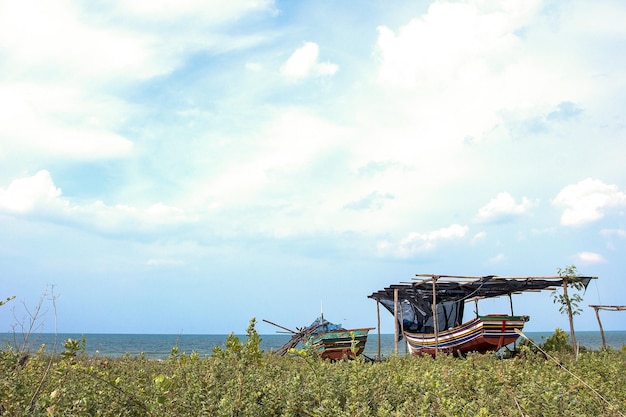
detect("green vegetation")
[1,320,625,416]
[541,327,574,353]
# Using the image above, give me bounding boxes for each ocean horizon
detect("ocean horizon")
[2,330,625,360]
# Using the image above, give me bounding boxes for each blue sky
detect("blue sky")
[1,0,625,336]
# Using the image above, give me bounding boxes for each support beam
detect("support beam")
[592,306,606,350]
[394,288,399,355]
[376,300,381,361]
[432,275,439,357]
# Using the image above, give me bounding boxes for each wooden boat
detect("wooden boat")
[265,315,374,360]
[369,274,596,357]
[305,316,374,360]
[404,314,529,356]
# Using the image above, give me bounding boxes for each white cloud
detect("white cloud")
[377,224,468,258]
[0,0,151,162]
[0,83,134,159]
[68,201,194,234]
[196,109,351,206]
[371,0,619,158]
[0,171,194,234]
[0,1,166,82]
[376,1,540,89]
[0,3,622,243]
[575,251,606,265]
[475,192,534,223]
[553,178,626,226]
[0,170,64,213]
[245,61,263,72]
[487,253,506,265]
[280,42,338,80]
[146,258,185,267]
[0,0,274,80]
[115,0,275,23]
[0,0,273,165]
[472,231,487,244]
[600,228,626,238]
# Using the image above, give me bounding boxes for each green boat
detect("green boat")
[265,315,374,360]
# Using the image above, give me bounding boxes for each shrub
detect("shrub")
[542,328,572,353]
[1,320,625,416]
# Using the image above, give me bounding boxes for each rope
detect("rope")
[458,280,487,304]
[594,279,602,305]
[515,329,625,416]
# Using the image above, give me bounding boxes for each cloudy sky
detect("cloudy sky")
[1,0,625,336]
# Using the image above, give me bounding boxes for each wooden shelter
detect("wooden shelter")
[589,304,626,349]
[369,274,597,358]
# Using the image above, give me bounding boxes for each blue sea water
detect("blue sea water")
[2,331,625,359]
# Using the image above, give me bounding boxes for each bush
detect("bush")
[542,328,572,353]
[1,321,625,416]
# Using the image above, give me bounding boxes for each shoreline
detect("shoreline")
[3,330,625,360]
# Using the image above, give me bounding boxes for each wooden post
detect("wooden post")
[563,280,578,358]
[509,294,514,316]
[589,305,626,350]
[432,275,439,357]
[394,288,399,355]
[376,300,382,360]
[593,306,607,350]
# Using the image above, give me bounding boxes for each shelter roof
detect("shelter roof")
[368,274,597,304]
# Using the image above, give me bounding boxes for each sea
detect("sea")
[2,331,625,360]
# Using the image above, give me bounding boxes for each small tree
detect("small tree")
[552,265,585,356]
[542,327,572,352]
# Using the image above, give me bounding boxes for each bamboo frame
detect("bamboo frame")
[589,305,626,349]
[414,274,571,280]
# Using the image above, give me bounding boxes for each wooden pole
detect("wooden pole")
[563,280,578,358]
[262,319,296,334]
[593,306,607,350]
[377,300,382,360]
[399,298,406,355]
[394,288,399,355]
[589,305,626,350]
[432,275,439,357]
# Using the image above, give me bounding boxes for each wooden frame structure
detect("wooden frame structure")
[369,274,597,358]
[589,304,626,349]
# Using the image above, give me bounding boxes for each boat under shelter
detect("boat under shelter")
[369,274,596,357]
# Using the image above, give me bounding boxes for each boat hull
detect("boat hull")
[405,315,528,356]
[307,328,374,360]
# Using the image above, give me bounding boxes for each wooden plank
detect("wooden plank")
[589,305,626,311]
